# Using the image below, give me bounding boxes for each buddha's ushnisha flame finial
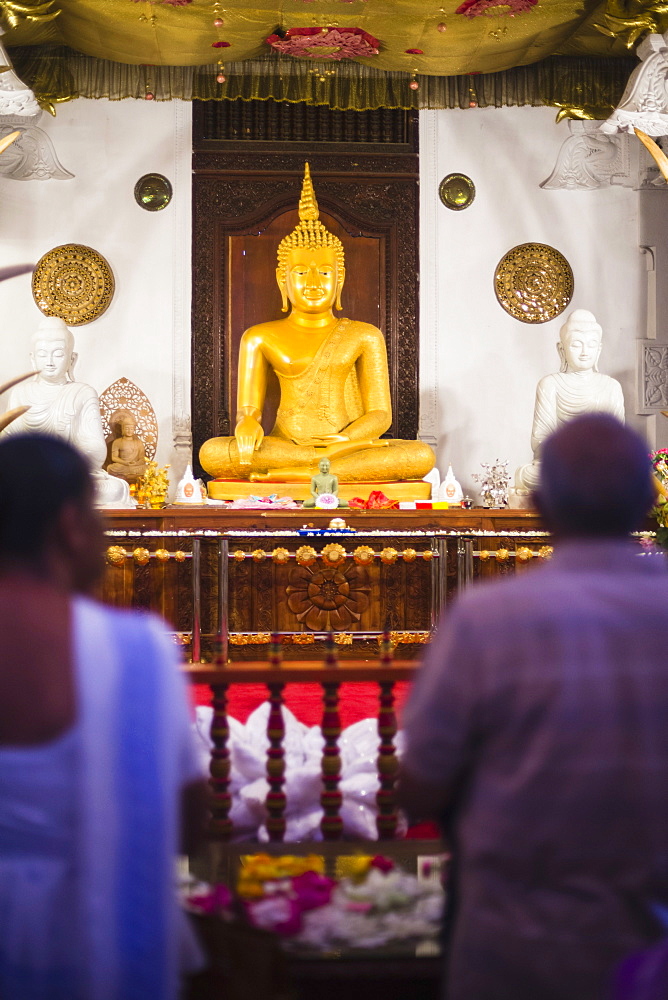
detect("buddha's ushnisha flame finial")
[276,162,345,279]
[298,162,320,222]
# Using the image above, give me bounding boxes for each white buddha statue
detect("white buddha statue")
[3,316,135,508]
[516,309,625,493]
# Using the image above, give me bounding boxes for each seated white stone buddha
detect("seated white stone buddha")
[199,163,434,493]
[4,316,134,508]
[516,309,625,493]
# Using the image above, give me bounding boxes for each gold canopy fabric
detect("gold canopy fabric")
[0,1,645,71]
[2,1,666,111]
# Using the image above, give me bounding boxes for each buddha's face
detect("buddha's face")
[319,458,330,474]
[121,419,136,438]
[32,337,72,383]
[282,247,341,314]
[559,325,602,373]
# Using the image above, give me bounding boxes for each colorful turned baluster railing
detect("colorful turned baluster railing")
[320,634,343,840]
[376,631,399,840]
[187,640,418,842]
[265,633,287,842]
[209,682,232,840]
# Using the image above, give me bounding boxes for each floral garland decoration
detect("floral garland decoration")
[266,26,380,61]
[456,0,538,16]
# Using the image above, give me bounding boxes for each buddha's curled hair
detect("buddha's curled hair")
[276,162,345,280]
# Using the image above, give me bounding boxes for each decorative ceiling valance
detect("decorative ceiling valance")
[9,46,635,116]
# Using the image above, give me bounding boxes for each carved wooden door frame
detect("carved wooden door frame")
[192,109,419,475]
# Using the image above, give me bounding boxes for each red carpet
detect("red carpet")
[192,681,411,729]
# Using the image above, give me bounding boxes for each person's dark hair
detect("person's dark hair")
[535,414,655,537]
[0,433,92,563]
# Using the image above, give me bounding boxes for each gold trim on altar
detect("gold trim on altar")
[207,479,432,502]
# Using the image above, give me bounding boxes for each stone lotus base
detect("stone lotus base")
[207,479,432,502]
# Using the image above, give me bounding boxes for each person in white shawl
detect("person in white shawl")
[0,433,206,1000]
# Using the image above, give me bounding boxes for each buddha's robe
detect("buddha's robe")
[5,377,133,507]
[201,318,434,483]
[516,371,625,491]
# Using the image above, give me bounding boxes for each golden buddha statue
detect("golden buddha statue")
[200,164,434,499]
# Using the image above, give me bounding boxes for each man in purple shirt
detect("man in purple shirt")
[399,414,668,1000]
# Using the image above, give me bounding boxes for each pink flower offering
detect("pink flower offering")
[370,854,395,873]
[187,883,233,915]
[291,870,336,910]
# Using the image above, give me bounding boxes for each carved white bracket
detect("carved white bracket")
[0,28,40,117]
[541,121,632,189]
[602,31,668,137]
[637,339,668,412]
[0,114,73,180]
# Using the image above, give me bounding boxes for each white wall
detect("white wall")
[420,106,648,498]
[0,100,658,502]
[0,98,192,476]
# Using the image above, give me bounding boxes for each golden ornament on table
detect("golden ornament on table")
[135,460,170,509]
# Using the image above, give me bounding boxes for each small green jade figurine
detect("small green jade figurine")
[303,457,348,509]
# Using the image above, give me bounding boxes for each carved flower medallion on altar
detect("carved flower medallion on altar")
[286,561,370,631]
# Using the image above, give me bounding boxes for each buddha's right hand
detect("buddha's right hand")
[235,416,264,466]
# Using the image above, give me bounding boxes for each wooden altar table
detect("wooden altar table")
[101,507,549,662]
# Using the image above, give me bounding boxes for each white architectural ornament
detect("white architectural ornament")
[0,29,40,118]
[541,121,632,189]
[0,114,73,180]
[602,31,668,137]
[637,340,668,413]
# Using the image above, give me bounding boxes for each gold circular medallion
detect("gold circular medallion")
[494,243,573,324]
[134,173,172,212]
[439,173,475,211]
[32,243,115,326]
